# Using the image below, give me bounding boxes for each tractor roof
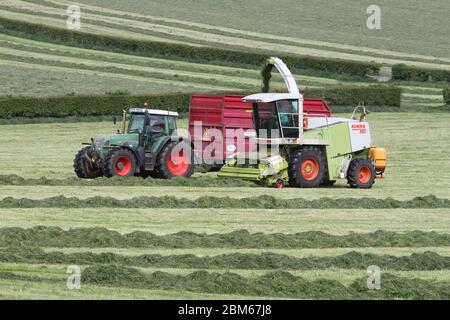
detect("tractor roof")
[242,93,303,103]
[129,108,179,117]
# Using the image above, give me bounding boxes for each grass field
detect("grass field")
[1,113,449,198]
[0,112,449,299]
[0,0,448,109]
[2,0,450,64]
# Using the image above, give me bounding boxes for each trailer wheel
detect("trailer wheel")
[347,159,376,189]
[157,141,194,179]
[103,148,136,177]
[288,146,326,188]
[73,147,102,179]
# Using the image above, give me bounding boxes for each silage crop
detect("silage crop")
[81,264,450,299]
[0,174,257,188]
[1,226,448,248]
[1,247,448,271]
[0,194,448,209]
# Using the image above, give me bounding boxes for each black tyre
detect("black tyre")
[73,147,102,179]
[288,146,326,188]
[156,141,194,179]
[142,170,161,179]
[347,159,376,189]
[321,180,336,187]
[103,148,137,178]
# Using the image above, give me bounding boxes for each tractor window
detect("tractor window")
[127,114,146,133]
[167,116,177,135]
[148,115,166,135]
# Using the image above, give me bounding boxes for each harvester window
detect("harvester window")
[253,102,280,138]
[276,100,299,138]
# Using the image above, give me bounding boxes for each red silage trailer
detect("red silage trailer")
[188,94,331,165]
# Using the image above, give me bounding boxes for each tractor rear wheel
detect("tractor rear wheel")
[156,141,194,179]
[288,146,326,188]
[347,159,376,189]
[103,148,137,178]
[73,147,102,179]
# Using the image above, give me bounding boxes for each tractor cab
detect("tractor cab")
[126,108,178,138]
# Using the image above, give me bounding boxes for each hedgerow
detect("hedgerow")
[1,227,448,248]
[302,85,402,106]
[0,85,401,118]
[443,87,450,105]
[392,64,450,82]
[0,93,191,118]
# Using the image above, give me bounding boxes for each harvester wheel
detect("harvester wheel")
[73,147,102,179]
[347,159,376,189]
[156,141,194,179]
[103,148,137,177]
[288,146,326,188]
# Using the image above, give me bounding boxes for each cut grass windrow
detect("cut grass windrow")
[1,247,448,271]
[0,195,448,209]
[0,174,257,187]
[81,264,450,299]
[0,266,448,299]
[1,227,448,248]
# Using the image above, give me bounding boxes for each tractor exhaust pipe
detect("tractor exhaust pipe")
[121,109,127,134]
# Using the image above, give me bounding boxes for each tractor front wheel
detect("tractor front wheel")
[288,146,326,188]
[73,147,102,179]
[157,141,194,179]
[347,159,376,189]
[103,148,137,177]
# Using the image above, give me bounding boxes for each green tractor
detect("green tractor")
[74,108,194,179]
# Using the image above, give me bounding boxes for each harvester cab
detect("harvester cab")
[219,57,387,188]
[74,107,194,179]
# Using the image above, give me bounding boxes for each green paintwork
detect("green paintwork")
[219,157,289,187]
[93,132,172,161]
[146,135,172,154]
[219,122,372,184]
[94,133,138,158]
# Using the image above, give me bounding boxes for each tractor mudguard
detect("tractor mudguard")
[150,136,184,155]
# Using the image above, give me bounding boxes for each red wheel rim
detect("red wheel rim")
[114,156,132,176]
[301,158,319,181]
[358,166,372,184]
[167,150,189,176]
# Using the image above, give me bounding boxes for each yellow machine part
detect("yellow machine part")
[370,147,387,174]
